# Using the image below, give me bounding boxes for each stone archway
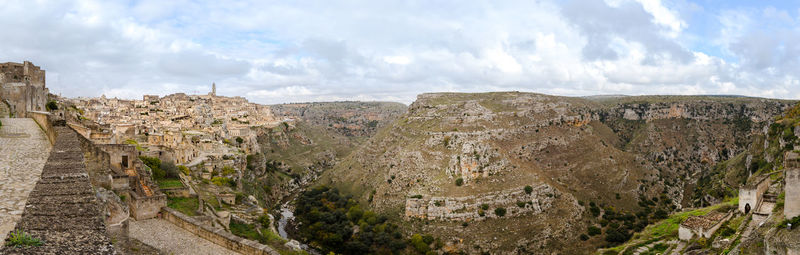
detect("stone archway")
[745,203,751,214]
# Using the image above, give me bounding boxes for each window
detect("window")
[121,155,129,168]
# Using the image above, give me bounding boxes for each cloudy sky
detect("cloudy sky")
[1,0,799,104]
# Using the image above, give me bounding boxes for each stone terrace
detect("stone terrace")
[1,125,114,254]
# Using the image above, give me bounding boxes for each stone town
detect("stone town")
[1,61,287,254]
[65,82,281,166]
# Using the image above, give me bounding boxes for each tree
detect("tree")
[236,136,244,144]
[524,185,533,194]
[46,101,58,111]
[455,178,464,186]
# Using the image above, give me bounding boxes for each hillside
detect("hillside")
[318,92,793,254]
[241,101,407,207]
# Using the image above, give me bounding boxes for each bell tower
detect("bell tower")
[212,82,216,96]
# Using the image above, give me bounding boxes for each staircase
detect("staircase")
[753,192,777,222]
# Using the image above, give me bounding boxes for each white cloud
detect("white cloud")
[0,0,796,105]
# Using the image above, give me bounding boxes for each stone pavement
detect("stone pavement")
[0,118,51,246]
[129,218,241,255]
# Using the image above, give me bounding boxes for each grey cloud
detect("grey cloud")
[562,0,694,63]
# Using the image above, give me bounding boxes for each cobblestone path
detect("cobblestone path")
[130,219,240,255]
[0,118,51,246]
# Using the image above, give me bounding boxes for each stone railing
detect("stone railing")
[161,207,279,255]
[28,111,56,145]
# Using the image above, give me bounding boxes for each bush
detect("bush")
[211,177,234,187]
[221,166,236,176]
[139,156,164,179]
[580,234,589,241]
[46,101,58,111]
[455,178,464,186]
[258,214,271,227]
[590,206,601,217]
[410,234,430,253]
[524,185,533,194]
[6,229,43,247]
[177,165,190,175]
[587,226,601,236]
[494,207,506,217]
[517,201,526,208]
[236,136,244,144]
[480,204,489,210]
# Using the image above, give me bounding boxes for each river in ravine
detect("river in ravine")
[277,203,320,255]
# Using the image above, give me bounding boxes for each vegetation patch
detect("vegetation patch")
[157,179,184,189]
[5,229,43,247]
[167,197,199,216]
[295,186,450,254]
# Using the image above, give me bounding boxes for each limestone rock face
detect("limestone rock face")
[321,92,794,254]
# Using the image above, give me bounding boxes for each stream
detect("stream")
[277,205,293,239]
[277,202,319,254]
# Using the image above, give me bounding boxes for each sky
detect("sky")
[1,0,799,105]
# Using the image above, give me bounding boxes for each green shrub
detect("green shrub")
[480,204,489,210]
[46,101,58,111]
[455,178,464,186]
[221,166,236,176]
[517,201,526,208]
[177,165,190,175]
[588,226,601,236]
[5,229,43,247]
[410,234,429,253]
[580,234,589,241]
[494,207,506,217]
[211,177,234,187]
[524,185,533,194]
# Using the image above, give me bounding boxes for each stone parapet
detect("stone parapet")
[161,207,279,255]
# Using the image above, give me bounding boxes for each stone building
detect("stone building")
[678,211,733,241]
[739,175,771,214]
[785,151,800,219]
[0,61,48,117]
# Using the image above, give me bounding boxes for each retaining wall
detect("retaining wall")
[161,207,279,255]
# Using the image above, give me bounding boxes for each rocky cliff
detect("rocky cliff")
[319,92,794,254]
[241,102,407,207]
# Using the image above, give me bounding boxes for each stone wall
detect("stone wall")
[739,175,771,214]
[0,125,115,254]
[0,61,48,118]
[785,152,800,219]
[405,184,559,221]
[161,186,191,198]
[128,191,167,220]
[161,207,279,255]
[29,111,56,145]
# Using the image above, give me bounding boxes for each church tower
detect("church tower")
[211,82,216,96]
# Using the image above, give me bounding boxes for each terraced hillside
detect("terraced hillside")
[319,92,793,254]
